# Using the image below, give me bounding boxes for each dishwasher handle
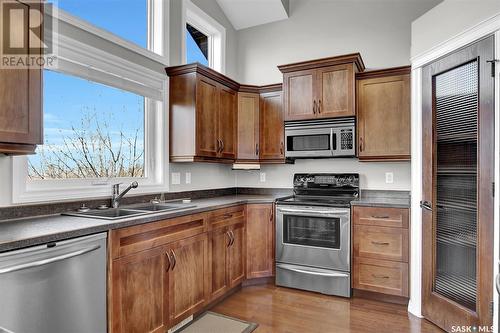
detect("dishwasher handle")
[0,244,101,275]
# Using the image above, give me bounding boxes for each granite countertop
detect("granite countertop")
[350,190,411,209]
[0,195,281,253]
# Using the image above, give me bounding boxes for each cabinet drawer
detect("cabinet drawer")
[208,205,245,229]
[110,212,207,259]
[352,206,409,228]
[353,258,408,297]
[353,225,408,262]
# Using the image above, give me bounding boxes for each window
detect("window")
[186,23,208,66]
[12,0,168,203]
[29,70,145,180]
[56,0,148,48]
[184,0,225,73]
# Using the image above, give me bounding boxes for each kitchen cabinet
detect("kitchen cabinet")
[167,233,209,326]
[236,90,260,162]
[246,204,275,279]
[352,206,409,299]
[356,67,411,161]
[209,226,230,300]
[260,86,285,162]
[279,54,364,121]
[0,0,42,155]
[167,64,239,162]
[111,247,169,333]
[228,222,246,287]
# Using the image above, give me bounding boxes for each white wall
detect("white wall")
[411,0,500,58]
[236,0,441,85]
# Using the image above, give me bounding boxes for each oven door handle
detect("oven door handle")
[277,207,349,217]
[277,264,349,278]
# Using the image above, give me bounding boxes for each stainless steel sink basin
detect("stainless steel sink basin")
[64,208,147,220]
[63,202,196,220]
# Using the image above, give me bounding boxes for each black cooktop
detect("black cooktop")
[276,173,360,208]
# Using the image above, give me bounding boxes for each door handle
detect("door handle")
[170,250,177,270]
[496,272,500,294]
[277,264,349,278]
[420,201,432,211]
[371,215,390,219]
[313,100,317,114]
[221,140,224,152]
[165,251,172,271]
[359,137,363,152]
[371,241,390,246]
[318,99,322,114]
[270,207,274,222]
[216,139,221,153]
[372,274,390,279]
[229,230,235,246]
[256,143,259,156]
[280,142,284,155]
[0,245,101,274]
[226,231,232,247]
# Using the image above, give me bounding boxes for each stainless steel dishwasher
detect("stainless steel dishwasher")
[0,233,107,333]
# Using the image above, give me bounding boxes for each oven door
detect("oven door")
[276,205,350,271]
[285,127,334,158]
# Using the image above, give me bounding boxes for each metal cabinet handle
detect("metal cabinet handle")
[230,230,235,246]
[270,207,273,222]
[226,231,232,247]
[318,99,322,114]
[372,274,389,279]
[313,100,317,114]
[280,142,284,155]
[420,201,432,211]
[371,241,390,246]
[256,143,259,156]
[371,215,390,219]
[216,139,221,153]
[222,213,232,219]
[170,250,177,270]
[0,245,101,274]
[278,264,349,278]
[165,251,172,271]
[221,140,224,152]
[496,272,500,294]
[359,137,363,152]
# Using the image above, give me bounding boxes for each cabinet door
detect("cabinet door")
[246,204,274,279]
[228,222,245,287]
[315,64,354,118]
[357,74,410,160]
[209,226,230,300]
[0,0,42,152]
[237,92,260,161]
[168,233,209,326]
[260,91,284,161]
[283,70,315,121]
[196,76,219,158]
[111,247,168,333]
[218,86,237,159]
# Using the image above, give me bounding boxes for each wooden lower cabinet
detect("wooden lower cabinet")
[246,204,274,279]
[209,226,230,300]
[111,247,169,333]
[228,222,246,287]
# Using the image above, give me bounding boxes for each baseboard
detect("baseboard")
[353,289,409,305]
[242,276,275,287]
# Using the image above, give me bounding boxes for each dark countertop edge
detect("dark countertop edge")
[0,196,280,253]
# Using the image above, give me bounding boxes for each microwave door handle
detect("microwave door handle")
[330,128,334,156]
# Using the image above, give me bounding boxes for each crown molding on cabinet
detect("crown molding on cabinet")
[277,53,365,73]
[356,66,411,80]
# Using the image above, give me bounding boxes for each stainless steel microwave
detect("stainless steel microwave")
[284,118,355,158]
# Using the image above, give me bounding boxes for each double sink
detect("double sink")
[64,202,196,220]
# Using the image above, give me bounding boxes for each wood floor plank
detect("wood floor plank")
[211,285,443,332]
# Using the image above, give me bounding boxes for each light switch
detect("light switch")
[185,172,191,184]
[171,172,181,185]
[260,172,266,182]
[385,172,394,184]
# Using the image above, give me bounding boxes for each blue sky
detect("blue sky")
[30,1,208,175]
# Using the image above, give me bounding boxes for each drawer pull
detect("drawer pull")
[371,215,390,219]
[371,241,390,246]
[372,274,390,279]
[222,213,233,219]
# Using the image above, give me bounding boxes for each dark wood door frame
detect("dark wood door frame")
[422,35,495,331]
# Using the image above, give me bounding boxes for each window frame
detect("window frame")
[12,0,170,204]
[183,0,226,73]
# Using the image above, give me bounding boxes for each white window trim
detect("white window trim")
[11,0,170,204]
[183,0,226,73]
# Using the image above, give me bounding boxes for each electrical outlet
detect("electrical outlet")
[385,172,394,184]
[171,172,181,185]
[260,172,266,182]
[185,172,191,184]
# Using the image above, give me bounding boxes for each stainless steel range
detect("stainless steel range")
[275,173,359,297]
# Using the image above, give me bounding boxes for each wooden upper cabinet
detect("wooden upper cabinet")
[356,67,411,161]
[260,86,284,162]
[166,64,239,163]
[246,204,275,279]
[279,54,364,121]
[236,91,260,162]
[218,87,237,159]
[167,233,209,326]
[0,0,42,154]
[111,247,169,333]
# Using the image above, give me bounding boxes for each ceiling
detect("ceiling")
[215,0,290,30]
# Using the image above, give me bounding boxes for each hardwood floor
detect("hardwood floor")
[211,285,443,332]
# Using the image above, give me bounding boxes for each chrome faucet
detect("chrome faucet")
[111,181,138,208]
